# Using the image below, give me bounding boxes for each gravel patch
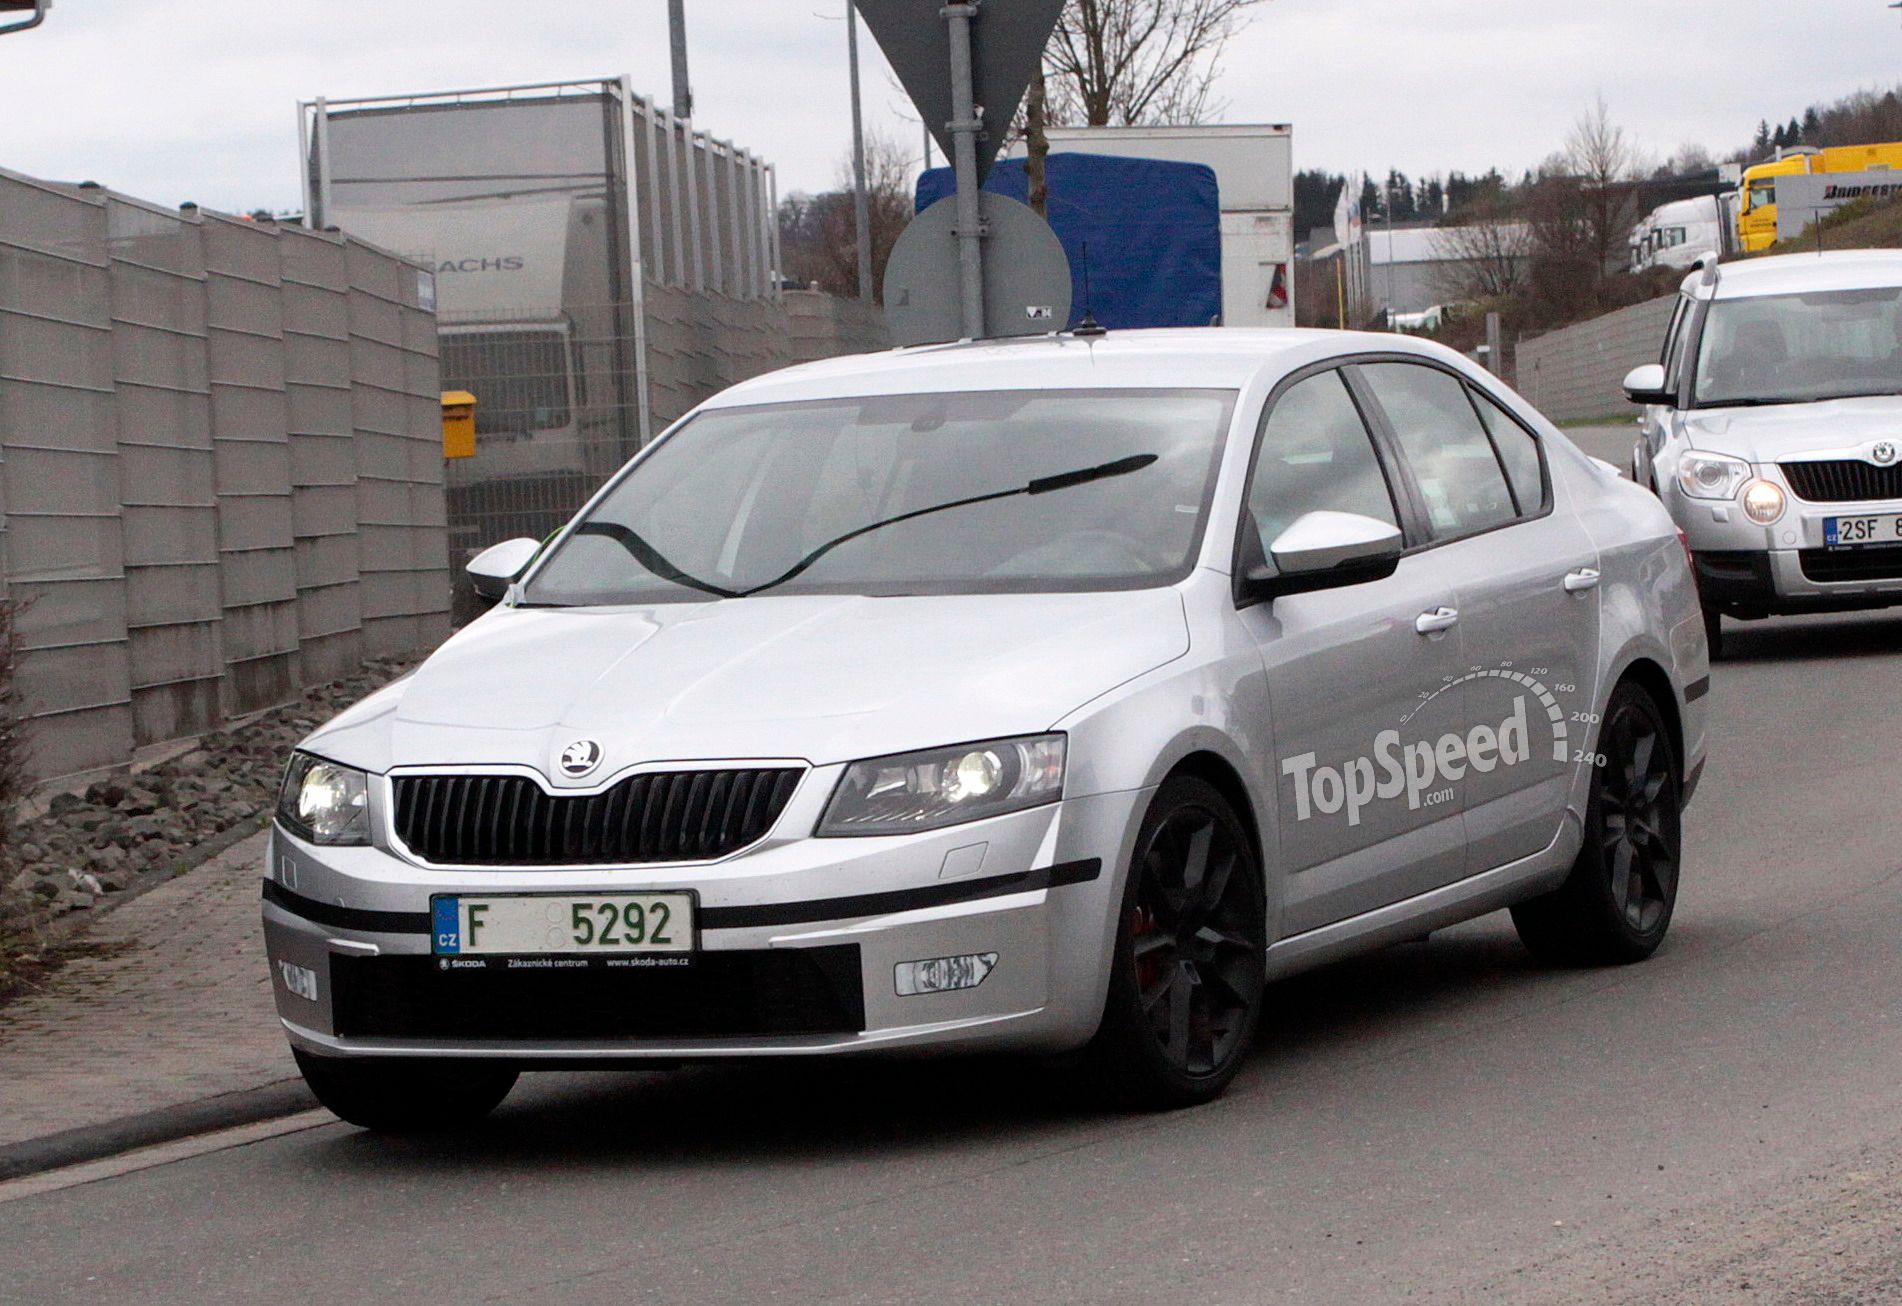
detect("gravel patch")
[0,658,415,985]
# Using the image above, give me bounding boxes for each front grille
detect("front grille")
[1782,460,1902,503]
[392,767,803,866]
[331,947,865,1041]
[1800,544,1902,583]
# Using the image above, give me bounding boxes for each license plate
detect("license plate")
[430,892,695,957]
[1825,512,1902,548]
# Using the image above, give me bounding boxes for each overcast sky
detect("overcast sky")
[0,0,1896,214]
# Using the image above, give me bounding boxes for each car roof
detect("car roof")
[1694,249,1902,301]
[702,327,1459,408]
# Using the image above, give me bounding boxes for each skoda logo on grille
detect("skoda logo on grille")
[1873,442,1898,467]
[558,739,603,779]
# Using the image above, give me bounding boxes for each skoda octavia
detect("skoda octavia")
[265,329,1711,1128]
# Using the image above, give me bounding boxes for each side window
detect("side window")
[1469,387,1547,515]
[1247,370,1399,564]
[1359,362,1515,540]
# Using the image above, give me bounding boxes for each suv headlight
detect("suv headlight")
[1677,450,1752,501]
[277,752,370,845]
[818,735,1066,837]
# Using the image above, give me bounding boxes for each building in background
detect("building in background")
[1367,222,1533,319]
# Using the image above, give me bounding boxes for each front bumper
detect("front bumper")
[1677,480,1902,615]
[262,788,1147,1061]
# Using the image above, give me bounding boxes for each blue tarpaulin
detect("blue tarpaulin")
[916,153,1222,331]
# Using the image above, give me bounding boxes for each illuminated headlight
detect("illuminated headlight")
[277,752,370,845]
[817,735,1066,837]
[1677,450,1752,501]
[1742,479,1786,525]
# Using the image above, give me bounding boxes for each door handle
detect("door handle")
[1563,568,1601,593]
[1415,606,1460,635]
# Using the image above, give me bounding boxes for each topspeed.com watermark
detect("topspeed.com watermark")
[1282,696,1539,828]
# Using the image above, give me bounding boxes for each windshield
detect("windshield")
[1692,287,1902,407]
[521,388,1235,605]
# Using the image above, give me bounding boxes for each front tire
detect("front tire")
[1701,600,1725,661]
[1088,776,1266,1109]
[294,1049,518,1132]
[1512,681,1682,966]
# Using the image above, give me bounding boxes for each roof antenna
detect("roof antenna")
[1072,240,1107,338]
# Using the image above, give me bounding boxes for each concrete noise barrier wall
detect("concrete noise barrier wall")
[1514,294,1679,424]
[0,166,449,788]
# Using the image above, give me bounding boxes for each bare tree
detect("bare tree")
[1557,96,1646,298]
[1430,209,1533,302]
[778,132,915,303]
[1042,0,1268,127]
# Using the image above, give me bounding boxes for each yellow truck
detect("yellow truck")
[1737,142,1902,251]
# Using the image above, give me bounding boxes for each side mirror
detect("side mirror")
[1622,364,1674,406]
[1239,511,1404,603]
[467,537,541,602]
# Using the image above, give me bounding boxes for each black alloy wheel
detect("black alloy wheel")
[1090,775,1266,1108]
[1512,680,1682,966]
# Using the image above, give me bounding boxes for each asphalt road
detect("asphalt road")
[6,423,1902,1303]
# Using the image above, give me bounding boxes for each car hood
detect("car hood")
[304,590,1190,778]
[1684,394,1902,463]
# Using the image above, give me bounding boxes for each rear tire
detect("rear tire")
[294,1049,518,1132]
[1512,681,1682,966]
[1087,776,1266,1109]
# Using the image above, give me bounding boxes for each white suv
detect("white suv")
[1627,250,1902,656]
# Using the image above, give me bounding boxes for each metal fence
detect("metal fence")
[0,166,449,787]
[439,289,889,569]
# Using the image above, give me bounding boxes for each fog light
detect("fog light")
[1742,479,1785,525]
[276,960,319,1001]
[894,952,998,996]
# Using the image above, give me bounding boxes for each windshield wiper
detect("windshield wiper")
[1698,397,1807,409]
[733,452,1159,598]
[570,522,742,599]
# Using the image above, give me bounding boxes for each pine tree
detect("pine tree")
[1752,119,1773,157]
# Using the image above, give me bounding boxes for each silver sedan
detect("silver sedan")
[264,328,1710,1127]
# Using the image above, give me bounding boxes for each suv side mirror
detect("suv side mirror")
[1622,364,1674,406]
[467,537,541,602]
[1238,511,1404,604]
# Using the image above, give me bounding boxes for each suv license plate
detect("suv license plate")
[1826,513,1902,548]
[430,893,696,957]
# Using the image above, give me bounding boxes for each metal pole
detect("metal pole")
[313,96,333,230]
[944,2,985,339]
[847,2,875,304]
[668,0,693,119]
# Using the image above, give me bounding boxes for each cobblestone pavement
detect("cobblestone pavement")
[0,830,286,1149]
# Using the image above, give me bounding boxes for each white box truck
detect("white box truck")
[1022,123,1296,327]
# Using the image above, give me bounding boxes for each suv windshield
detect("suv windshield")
[1694,286,1902,407]
[521,388,1235,605]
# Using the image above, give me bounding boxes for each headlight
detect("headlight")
[818,735,1066,837]
[277,752,370,845]
[1742,478,1786,525]
[1677,450,1752,501]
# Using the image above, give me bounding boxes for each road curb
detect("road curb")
[0,1078,318,1184]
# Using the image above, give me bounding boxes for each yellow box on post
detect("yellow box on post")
[441,390,477,459]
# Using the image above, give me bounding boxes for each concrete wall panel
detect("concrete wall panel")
[0,167,447,787]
